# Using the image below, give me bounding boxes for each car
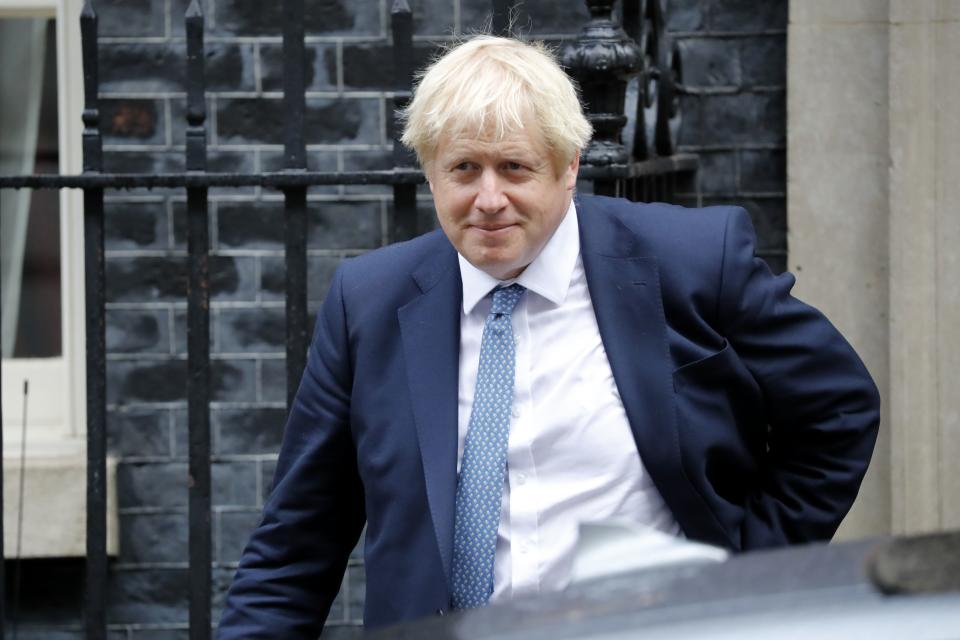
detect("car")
[370,531,960,639]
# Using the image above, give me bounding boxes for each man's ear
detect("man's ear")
[565,151,581,191]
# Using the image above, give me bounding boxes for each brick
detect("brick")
[681,91,784,147]
[104,150,185,175]
[739,35,786,87]
[212,0,380,37]
[98,0,166,37]
[310,201,382,249]
[108,407,173,457]
[213,460,259,507]
[676,37,741,88]
[106,255,256,303]
[460,0,590,34]
[100,43,253,93]
[218,510,261,563]
[108,359,186,404]
[101,99,165,146]
[119,512,188,563]
[212,567,237,616]
[260,459,278,503]
[217,97,381,146]
[260,149,338,175]
[337,42,437,90]
[216,202,284,249]
[100,43,184,93]
[217,201,380,249]
[708,0,787,32]
[387,200,440,236]
[666,0,705,32]
[107,308,171,354]
[211,358,259,402]
[172,200,251,252]
[407,0,455,36]
[217,307,285,354]
[345,564,366,621]
[173,307,187,355]
[215,407,286,454]
[107,568,188,624]
[259,358,287,403]
[740,148,785,193]
[696,150,738,195]
[261,254,342,302]
[105,200,169,250]
[260,43,329,92]
[171,407,188,458]
[117,462,188,508]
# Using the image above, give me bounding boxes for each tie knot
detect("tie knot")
[490,284,525,316]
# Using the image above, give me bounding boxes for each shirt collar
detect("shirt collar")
[459,200,580,314]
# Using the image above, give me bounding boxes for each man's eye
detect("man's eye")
[453,162,474,171]
[504,162,524,171]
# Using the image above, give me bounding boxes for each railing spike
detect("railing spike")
[390,0,411,15]
[185,0,203,18]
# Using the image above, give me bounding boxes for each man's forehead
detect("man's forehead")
[436,126,549,158]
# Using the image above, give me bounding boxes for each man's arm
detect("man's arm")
[217,265,365,639]
[716,208,880,549]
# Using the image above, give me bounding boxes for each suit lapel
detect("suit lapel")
[576,196,696,529]
[398,245,461,585]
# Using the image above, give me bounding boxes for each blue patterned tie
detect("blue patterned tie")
[451,284,526,609]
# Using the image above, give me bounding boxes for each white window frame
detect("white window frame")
[1,0,86,458]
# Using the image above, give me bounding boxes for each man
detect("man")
[218,36,880,637]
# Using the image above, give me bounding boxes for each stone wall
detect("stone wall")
[9,0,787,637]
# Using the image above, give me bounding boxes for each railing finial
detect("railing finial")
[561,0,642,168]
[80,1,102,173]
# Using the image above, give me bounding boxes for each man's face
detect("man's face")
[426,125,579,280]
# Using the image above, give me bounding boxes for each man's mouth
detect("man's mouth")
[471,223,516,232]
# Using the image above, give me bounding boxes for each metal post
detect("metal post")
[80,3,107,638]
[282,0,309,410]
[561,0,642,196]
[185,2,212,637]
[391,0,417,244]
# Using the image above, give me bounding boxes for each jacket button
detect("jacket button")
[436,608,446,616]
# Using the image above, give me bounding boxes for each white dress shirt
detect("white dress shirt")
[456,201,681,602]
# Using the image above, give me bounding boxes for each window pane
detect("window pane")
[0,18,61,358]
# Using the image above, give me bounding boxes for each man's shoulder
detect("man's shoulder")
[578,194,740,231]
[577,194,749,261]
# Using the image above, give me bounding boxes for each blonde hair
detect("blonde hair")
[400,36,592,170]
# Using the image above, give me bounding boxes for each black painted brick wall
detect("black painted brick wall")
[14,0,786,637]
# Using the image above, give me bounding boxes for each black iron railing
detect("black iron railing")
[0,0,697,637]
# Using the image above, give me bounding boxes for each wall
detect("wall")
[7,0,789,637]
[789,0,960,539]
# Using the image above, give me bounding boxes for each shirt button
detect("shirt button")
[511,406,520,418]
[517,473,526,485]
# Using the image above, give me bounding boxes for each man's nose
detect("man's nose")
[474,169,507,213]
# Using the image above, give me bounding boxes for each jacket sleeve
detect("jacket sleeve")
[715,207,880,550]
[217,265,366,639]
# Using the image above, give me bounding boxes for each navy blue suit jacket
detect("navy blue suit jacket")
[218,195,880,637]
